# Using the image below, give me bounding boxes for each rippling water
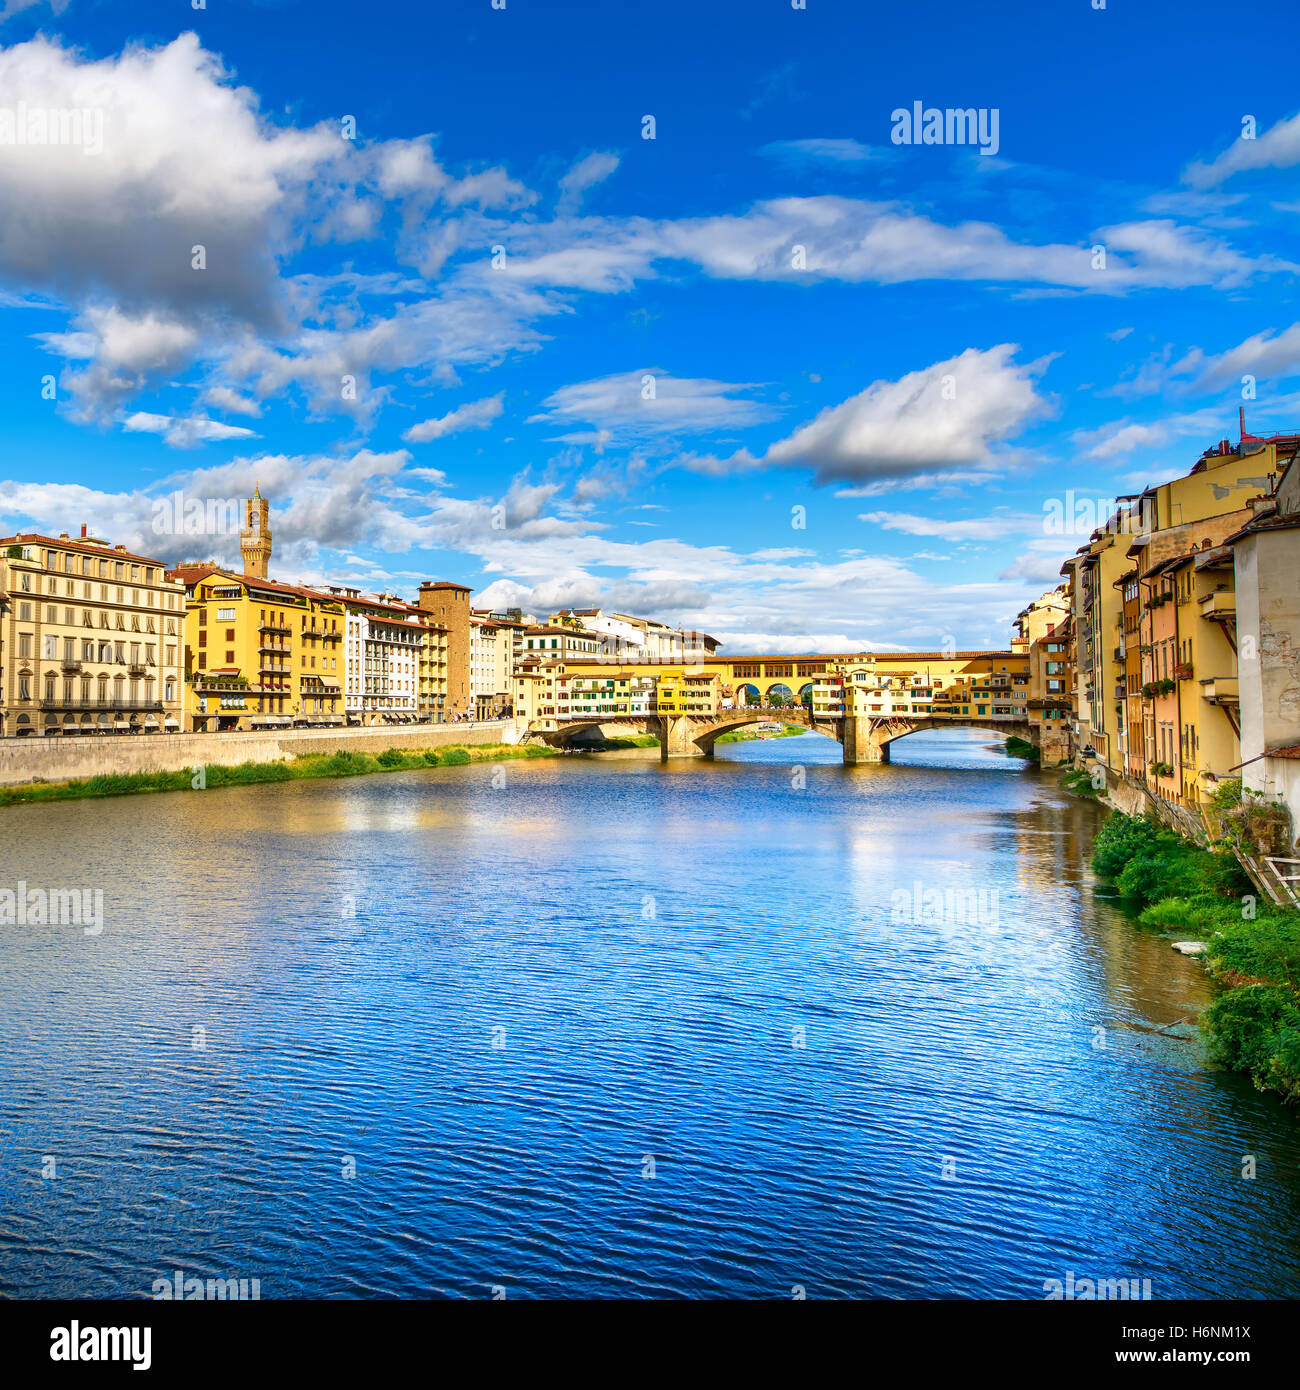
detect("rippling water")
[1,728,1298,1299]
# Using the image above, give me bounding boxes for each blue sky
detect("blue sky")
[1,0,1298,652]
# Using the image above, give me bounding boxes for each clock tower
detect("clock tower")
[241,484,272,579]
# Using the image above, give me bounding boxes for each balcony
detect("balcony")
[1200,676,1239,704]
[61,657,82,672]
[1174,662,1193,680]
[259,639,289,653]
[128,663,147,676]
[1199,590,1237,621]
[258,619,291,634]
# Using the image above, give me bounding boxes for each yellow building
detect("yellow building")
[168,564,346,731]
[653,672,719,715]
[0,528,187,736]
[1014,589,1073,760]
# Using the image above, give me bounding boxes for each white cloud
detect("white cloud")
[531,368,777,443]
[203,385,263,418]
[0,0,67,18]
[703,344,1051,485]
[403,392,505,443]
[859,510,1041,541]
[759,138,879,164]
[557,151,620,213]
[121,412,260,447]
[1072,407,1225,461]
[1185,110,1300,188]
[1175,322,1300,391]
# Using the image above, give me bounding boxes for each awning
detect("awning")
[114,719,130,728]
[164,717,180,727]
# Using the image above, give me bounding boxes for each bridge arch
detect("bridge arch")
[848,716,1036,764]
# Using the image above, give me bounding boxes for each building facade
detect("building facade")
[2,529,186,737]
[168,565,346,732]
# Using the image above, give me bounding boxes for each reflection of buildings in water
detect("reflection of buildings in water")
[1011,784,1213,1029]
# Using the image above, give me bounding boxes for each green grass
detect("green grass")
[0,739,559,808]
[1060,766,1100,798]
[1005,735,1041,762]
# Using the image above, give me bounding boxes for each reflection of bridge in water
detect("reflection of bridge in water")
[529,705,1037,765]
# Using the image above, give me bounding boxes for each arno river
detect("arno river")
[2,729,1299,1299]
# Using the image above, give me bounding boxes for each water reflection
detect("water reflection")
[0,728,1297,1299]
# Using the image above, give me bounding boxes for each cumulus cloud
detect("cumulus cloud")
[696,344,1051,484]
[403,392,505,443]
[203,385,263,418]
[0,33,541,420]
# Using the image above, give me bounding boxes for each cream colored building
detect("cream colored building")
[1,529,186,736]
[469,612,522,718]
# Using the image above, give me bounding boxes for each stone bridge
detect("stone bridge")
[530,707,1037,764]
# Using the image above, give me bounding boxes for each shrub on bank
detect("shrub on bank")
[1091,813,1166,883]
[440,748,471,765]
[321,750,378,777]
[1206,911,1300,987]
[1060,767,1099,798]
[1005,736,1040,762]
[1203,987,1300,1100]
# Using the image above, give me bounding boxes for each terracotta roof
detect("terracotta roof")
[1270,744,1300,760]
[5,532,182,571]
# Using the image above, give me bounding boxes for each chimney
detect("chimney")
[81,524,87,538]
[1240,405,1246,441]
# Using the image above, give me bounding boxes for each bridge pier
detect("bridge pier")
[657,714,706,762]
[841,716,889,764]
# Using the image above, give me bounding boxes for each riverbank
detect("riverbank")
[1086,805,1300,1105]
[0,742,562,808]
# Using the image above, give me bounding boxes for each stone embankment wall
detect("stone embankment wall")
[0,721,519,787]
[1088,761,1211,846]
